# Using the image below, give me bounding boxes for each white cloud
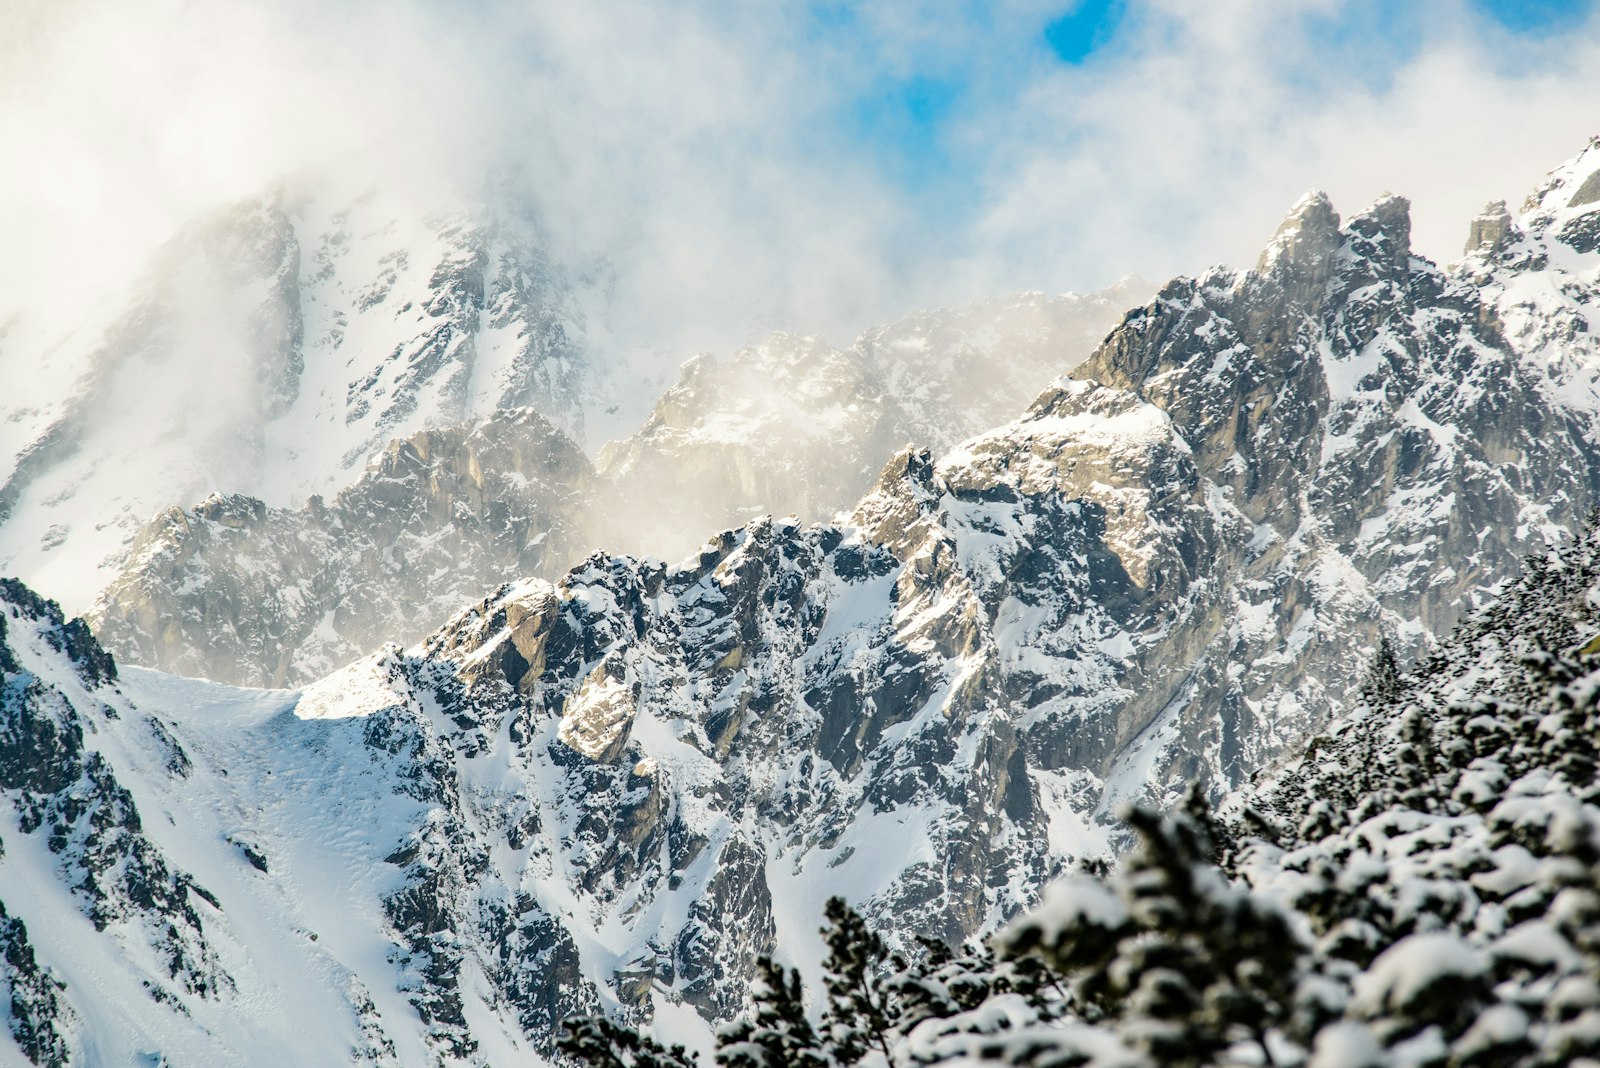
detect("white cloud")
[1,0,1597,357]
[956,0,1600,293]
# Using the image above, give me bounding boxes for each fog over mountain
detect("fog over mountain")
[6,0,1600,359]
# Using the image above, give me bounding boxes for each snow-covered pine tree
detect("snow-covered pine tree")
[558,1016,699,1068]
[820,896,898,1065]
[1000,794,1300,1067]
[1359,635,1403,708]
[715,957,828,1068]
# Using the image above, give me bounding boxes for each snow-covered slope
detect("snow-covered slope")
[0,181,606,613]
[0,577,609,1066]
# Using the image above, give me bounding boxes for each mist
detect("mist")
[3,0,1599,370]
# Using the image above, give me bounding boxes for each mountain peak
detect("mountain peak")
[1464,199,1516,257]
[1517,135,1600,253]
[1355,192,1411,233]
[1569,140,1600,209]
[1256,190,1342,304]
[1342,193,1413,275]
[1260,190,1340,259]
[1523,134,1600,211]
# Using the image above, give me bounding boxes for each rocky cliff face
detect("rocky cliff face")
[0,183,602,613]
[1059,175,1600,794]
[89,407,593,688]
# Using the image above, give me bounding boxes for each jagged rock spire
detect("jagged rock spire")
[1343,193,1413,277]
[1464,199,1515,257]
[1256,190,1342,307]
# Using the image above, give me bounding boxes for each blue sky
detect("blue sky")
[822,0,1598,217]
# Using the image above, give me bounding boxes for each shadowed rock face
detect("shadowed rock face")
[1465,200,1515,256]
[88,407,594,687]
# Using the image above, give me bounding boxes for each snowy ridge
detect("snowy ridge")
[1061,169,1600,795]
[594,283,1150,564]
[1463,135,1600,424]
[0,181,604,613]
[5,427,1190,1063]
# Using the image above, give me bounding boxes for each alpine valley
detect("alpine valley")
[2,138,1600,1067]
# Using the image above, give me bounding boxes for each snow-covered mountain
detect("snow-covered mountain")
[1062,172,1600,791]
[616,519,1600,1068]
[82,286,1149,688]
[0,181,605,613]
[4,140,1600,1067]
[89,407,594,688]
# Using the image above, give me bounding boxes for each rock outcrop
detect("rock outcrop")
[90,407,592,687]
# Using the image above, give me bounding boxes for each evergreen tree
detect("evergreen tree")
[1359,634,1404,707]
[819,897,897,1064]
[1003,798,1300,1068]
[559,1016,699,1068]
[716,957,828,1068]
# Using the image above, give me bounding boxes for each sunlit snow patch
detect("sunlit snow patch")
[294,649,408,720]
[557,670,637,759]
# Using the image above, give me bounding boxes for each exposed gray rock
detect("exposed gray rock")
[1464,199,1515,256]
[0,899,74,1068]
[89,407,592,687]
[1070,187,1600,794]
